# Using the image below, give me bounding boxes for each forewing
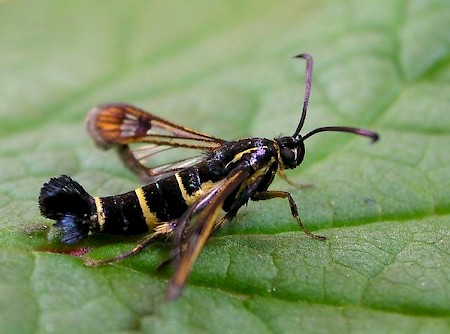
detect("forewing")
[166,167,250,300]
[86,103,226,181]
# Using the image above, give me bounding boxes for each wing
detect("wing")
[86,103,226,182]
[166,167,250,300]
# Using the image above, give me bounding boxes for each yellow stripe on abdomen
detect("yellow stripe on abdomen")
[135,187,158,229]
[175,172,217,206]
[94,196,106,231]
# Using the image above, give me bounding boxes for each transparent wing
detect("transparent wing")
[166,167,250,300]
[87,103,226,182]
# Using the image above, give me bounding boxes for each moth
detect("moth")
[39,54,379,300]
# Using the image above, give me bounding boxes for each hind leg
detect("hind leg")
[85,222,176,267]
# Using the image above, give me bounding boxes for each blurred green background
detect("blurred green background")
[0,1,449,333]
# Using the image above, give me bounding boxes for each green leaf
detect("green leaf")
[1,0,449,333]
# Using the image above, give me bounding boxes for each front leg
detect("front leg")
[278,170,313,189]
[252,190,326,240]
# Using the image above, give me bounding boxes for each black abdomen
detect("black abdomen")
[96,162,222,235]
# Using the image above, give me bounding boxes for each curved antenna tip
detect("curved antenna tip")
[293,53,310,59]
[355,129,380,144]
[303,126,380,144]
[370,133,380,143]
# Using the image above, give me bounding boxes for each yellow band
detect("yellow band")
[135,188,158,229]
[94,197,106,231]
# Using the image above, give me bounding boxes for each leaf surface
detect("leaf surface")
[0,0,449,333]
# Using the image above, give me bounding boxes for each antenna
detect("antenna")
[292,53,313,138]
[303,126,379,143]
[292,54,379,144]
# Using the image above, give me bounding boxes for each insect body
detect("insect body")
[39,54,379,300]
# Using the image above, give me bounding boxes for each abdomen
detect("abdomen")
[95,162,222,235]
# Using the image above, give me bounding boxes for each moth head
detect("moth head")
[277,136,305,169]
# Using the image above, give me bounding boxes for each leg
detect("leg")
[252,190,326,240]
[157,215,231,270]
[84,222,175,267]
[278,169,313,189]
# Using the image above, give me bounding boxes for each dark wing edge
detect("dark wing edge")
[166,167,250,300]
[86,103,226,182]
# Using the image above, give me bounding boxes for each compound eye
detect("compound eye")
[296,145,305,165]
[281,147,296,168]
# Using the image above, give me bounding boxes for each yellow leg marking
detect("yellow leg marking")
[94,197,106,231]
[154,222,175,236]
[135,188,158,229]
